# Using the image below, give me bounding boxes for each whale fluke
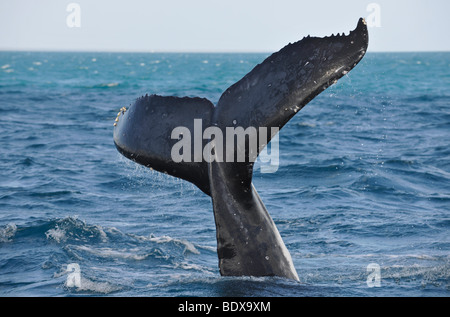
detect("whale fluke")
[114,18,368,280]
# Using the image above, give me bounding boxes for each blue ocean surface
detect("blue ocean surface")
[0,51,448,296]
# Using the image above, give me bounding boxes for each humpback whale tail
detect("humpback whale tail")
[114,19,368,280]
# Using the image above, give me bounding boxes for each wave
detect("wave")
[40,217,204,256]
[128,233,200,255]
[44,217,109,244]
[92,83,119,88]
[0,216,212,295]
[65,276,124,294]
[402,94,450,103]
[1,216,448,296]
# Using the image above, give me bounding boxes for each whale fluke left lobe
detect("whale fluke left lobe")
[114,94,214,196]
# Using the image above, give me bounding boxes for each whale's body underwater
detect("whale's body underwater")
[114,19,369,280]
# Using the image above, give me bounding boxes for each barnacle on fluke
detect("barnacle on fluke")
[114,107,128,126]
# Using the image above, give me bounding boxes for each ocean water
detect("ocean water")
[0,51,448,297]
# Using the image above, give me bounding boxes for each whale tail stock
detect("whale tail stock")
[114,19,369,280]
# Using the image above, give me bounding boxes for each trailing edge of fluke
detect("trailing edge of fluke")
[114,18,369,281]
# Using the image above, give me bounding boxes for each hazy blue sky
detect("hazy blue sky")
[0,0,449,52]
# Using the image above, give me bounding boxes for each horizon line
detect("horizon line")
[1,48,449,54]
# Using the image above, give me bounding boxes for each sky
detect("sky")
[0,0,449,52]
